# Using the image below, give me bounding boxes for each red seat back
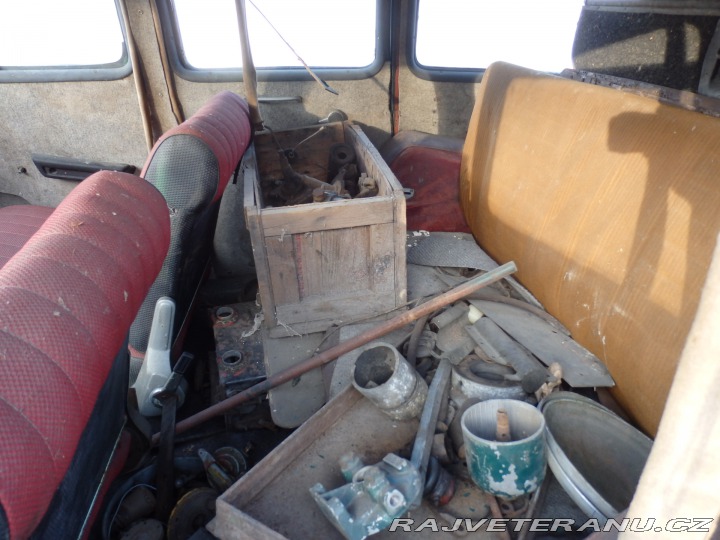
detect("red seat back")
[0,170,170,539]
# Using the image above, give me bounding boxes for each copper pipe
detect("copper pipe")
[152,262,517,444]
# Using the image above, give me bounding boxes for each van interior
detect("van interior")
[0,1,719,539]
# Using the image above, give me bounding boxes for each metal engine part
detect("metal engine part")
[310,453,422,540]
[198,445,247,493]
[166,487,217,540]
[451,354,527,402]
[211,302,266,418]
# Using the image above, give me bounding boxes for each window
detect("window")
[0,0,125,68]
[170,0,379,77]
[414,0,584,77]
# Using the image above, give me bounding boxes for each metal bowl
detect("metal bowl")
[539,392,652,523]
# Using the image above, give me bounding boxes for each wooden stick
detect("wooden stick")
[235,0,263,129]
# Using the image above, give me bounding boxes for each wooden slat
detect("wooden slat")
[264,235,300,304]
[392,186,408,306]
[296,231,324,298]
[260,196,394,236]
[275,288,396,325]
[242,146,278,327]
[210,500,287,540]
[369,223,397,295]
[321,227,371,292]
[345,123,406,197]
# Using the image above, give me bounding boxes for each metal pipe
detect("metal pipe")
[152,262,517,444]
[406,313,430,368]
[234,0,263,130]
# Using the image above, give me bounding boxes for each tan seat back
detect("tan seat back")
[460,62,720,435]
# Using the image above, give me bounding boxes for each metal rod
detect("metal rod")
[246,0,339,95]
[234,0,263,129]
[152,262,517,444]
[118,0,154,151]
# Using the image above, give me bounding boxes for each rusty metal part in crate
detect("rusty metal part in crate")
[155,262,518,443]
[328,142,355,177]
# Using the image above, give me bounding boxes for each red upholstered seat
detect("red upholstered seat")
[0,205,53,269]
[129,91,252,355]
[0,170,170,539]
[380,131,470,233]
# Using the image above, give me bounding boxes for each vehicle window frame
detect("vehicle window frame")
[406,0,485,83]
[157,0,388,82]
[0,0,132,84]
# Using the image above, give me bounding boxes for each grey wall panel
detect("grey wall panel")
[398,74,478,139]
[0,77,147,207]
[173,65,393,149]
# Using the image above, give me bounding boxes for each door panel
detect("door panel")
[0,79,148,206]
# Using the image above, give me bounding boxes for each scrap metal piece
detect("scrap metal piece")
[198,448,234,493]
[409,359,452,507]
[211,303,266,409]
[163,262,518,443]
[356,173,378,198]
[166,487,217,540]
[310,453,422,540]
[469,300,615,388]
[465,316,546,380]
[410,359,454,508]
[451,355,527,402]
[406,232,542,308]
[352,342,428,421]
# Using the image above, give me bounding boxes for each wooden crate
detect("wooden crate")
[243,122,407,337]
[207,387,501,539]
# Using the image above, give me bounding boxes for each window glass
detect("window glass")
[415,0,584,73]
[0,0,124,67]
[172,0,377,69]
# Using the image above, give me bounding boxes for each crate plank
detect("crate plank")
[275,290,396,325]
[369,222,398,295]
[322,228,371,292]
[296,232,324,298]
[265,235,300,304]
[243,146,277,327]
[260,196,394,237]
[345,123,405,196]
